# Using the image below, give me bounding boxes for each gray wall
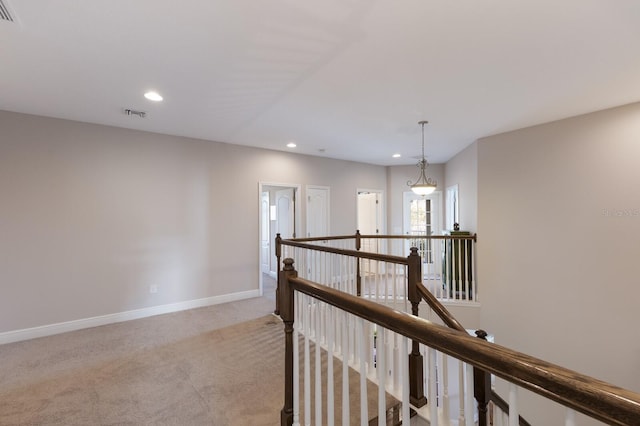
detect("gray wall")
[4,103,637,422]
[478,102,640,424]
[444,141,478,232]
[0,110,386,333]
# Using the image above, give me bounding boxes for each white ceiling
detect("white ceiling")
[1,1,639,165]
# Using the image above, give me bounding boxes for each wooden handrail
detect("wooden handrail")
[415,281,466,331]
[282,234,358,243]
[357,233,477,241]
[416,281,496,424]
[282,271,640,426]
[282,232,478,242]
[281,240,408,264]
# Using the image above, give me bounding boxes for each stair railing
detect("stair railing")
[277,235,426,407]
[275,231,479,421]
[276,231,478,308]
[279,257,640,426]
[416,274,532,426]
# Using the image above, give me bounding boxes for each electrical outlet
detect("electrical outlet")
[149,284,158,294]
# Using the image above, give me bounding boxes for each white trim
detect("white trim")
[0,289,260,345]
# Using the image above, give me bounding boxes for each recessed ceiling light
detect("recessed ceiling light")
[287,142,297,148]
[144,91,163,102]
[392,153,401,158]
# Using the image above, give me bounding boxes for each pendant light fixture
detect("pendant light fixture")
[408,120,437,195]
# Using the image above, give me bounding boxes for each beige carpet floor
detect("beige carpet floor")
[0,289,282,425]
[0,275,398,425]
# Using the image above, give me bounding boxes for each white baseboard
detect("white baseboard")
[0,289,261,345]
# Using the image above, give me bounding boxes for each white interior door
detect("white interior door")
[261,192,270,273]
[306,186,329,282]
[358,190,384,276]
[357,190,383,252]
[306,186,329,238]
[276,188,295,239]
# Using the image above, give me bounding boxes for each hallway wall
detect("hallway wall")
[0,110,386,335]
[478,101,640,424]
[444,141,477,233]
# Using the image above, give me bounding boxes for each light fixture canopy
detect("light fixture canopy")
[407,120,437,196]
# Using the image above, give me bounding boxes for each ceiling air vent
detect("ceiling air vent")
[124,108,147,118]
[0,0,15,22]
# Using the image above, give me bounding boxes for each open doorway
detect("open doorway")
[258,183,301,297]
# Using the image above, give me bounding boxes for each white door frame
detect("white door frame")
[258,181,302,296]
[260,191,270,273]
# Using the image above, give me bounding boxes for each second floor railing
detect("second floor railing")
[278,257,640,425]
[275,232,640,425]
[274,231,479,417]
[275,230,478,311]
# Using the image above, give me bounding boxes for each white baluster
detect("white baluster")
[303,295,311,426]
[434,239,442,299]
[565,408,576,426]
[387,329,394,392]
[358,318,368,426]
[508,383,518,426]
[458,360,465,425]
[380,258,387,305]
[400,336,410,425]
[326,304,334,425]
[429,347,439,426]
[293,293,300,426]
[320,299,326,345]
[375,259,380,301]
[339,252,345,292]
[335,302,342,356]
[442,353,450,424]
[392,332,400,394]
[472,241,478,302]
[462,242,468,302]
[315,301,322,425]
[455,241,460,302]
[442,240,448,300]
[342,311,350,424]
[388,262,396,303]
[377,328,387,426]
[403,265,409,313]
[353,255,358,295]
[350,310,356,365]
[465,363,474,426]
